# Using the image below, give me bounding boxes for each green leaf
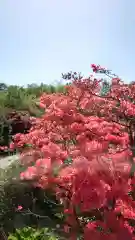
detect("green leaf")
[64,157,73,165]
[116,102,120,107]
[53,166,61,177]
[8,236,18,240]
[24,143,33,148]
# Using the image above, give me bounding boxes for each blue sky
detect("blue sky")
[0,0,135,86]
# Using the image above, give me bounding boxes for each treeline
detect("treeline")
[0,83,65,117]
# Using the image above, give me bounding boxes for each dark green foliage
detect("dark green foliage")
[0,166,64,236]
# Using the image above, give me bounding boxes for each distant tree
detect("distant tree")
[0,83,8,91]
[62,71,83,81]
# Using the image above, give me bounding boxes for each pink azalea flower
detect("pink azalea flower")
[17,205,23,211]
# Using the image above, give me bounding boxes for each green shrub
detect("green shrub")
[0,161,64,236]
[8,227,59,240]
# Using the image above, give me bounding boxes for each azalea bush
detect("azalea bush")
[11,64,135,239]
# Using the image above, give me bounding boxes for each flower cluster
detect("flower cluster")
[0,146,8,151]
[12,64,135,239]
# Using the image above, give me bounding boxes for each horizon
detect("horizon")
[0,0,135,85]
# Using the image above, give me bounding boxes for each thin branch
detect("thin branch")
[43,194,61,206]
[20,209,52,220]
